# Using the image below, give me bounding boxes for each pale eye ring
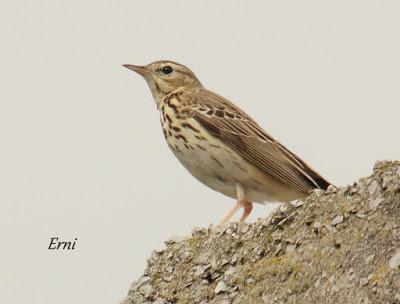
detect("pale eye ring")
[162,65,173,75]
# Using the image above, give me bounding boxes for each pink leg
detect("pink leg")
[240,201,253,222]
[219,201,243,224]
[219,183,253,224]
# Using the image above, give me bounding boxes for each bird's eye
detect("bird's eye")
[162,66,173,75]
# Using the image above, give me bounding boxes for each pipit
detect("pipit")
[123,60,330,224]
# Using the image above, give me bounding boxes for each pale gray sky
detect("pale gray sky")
[1,1,399,303]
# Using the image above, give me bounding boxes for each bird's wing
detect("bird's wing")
[188,89,330,194]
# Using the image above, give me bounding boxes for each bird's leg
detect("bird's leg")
[219,183,252,224]
[239,201,253,222]
[219,202,243,225]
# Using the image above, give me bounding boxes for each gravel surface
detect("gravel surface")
[121,160,400,304]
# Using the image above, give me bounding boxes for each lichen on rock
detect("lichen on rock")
[121,161,400,304]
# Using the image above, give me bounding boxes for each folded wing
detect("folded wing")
[189,89,330,194]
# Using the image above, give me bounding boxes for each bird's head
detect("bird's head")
[123,60,203,102]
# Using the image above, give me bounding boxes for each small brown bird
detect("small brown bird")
[123,61,330,224]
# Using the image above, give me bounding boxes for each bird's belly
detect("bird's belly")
[172,144,243,199]
[162,118,287,203]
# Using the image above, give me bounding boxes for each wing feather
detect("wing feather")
[188,89,330,193]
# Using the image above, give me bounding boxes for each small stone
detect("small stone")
[253,246,265,257]
[154,244,166,254]
[220,258,229,266]
[194,250,212,265]
[192,226,207,236]
[135,276,151,290]
[389,250,400,269]
[131,292,145,303]
[331,285,339,292]
[285,243,296,254]
[361,277,369,286]
[365,254,375,264]
[139,284,154,298]
[241,225,249,234]
[290,199,304,207]
[194,266,205,278]
[382,175,392,189]
[215,281,228,294]
[210,257,219,270]
[369,197,384,210]
[331,214,344,226]
[347,268,355,281]
[225,267,236,276]
[312,222,322,229]
[327,185,337,193]
[165,235,186,244]
[368,180,380,196]
[275,243,282,256]
[220,298,231,304]
[324,224,337,232]
[225,228,233,235]
[373,160,384,170]
[152,299,165,304]
[261,292,270,304]
[279,204,288,212]
[362,296,372,304]
[313,189,325,195]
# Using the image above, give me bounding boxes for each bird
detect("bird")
[123,60,330,224]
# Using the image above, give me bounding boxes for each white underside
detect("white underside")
[162,112,300,203]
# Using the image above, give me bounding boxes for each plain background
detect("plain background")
[1,1,399,303]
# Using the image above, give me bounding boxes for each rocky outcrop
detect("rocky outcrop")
[121,161,400,304]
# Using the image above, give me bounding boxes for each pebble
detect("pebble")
[331,214,344,226]
[241,225,249,234]
[361,277,369,286]
[214,281,228,294]
[131,292,145,303]
[368,180,381,196]
[139,284,153,298]
[194,265,205,277]
[165,235,186,244]
[290,199,304,207]
[192,226,207,236]
[285,243,296,254]
[327,185,337,193]
[365,254,375,264]
[135,276,151,289]
[369,197,384,210]
[389,250,400,269]
[194,250,212,265]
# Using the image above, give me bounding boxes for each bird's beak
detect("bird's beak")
[122,64,150,77]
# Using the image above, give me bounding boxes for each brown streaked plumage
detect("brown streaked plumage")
[123,60,330,224]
